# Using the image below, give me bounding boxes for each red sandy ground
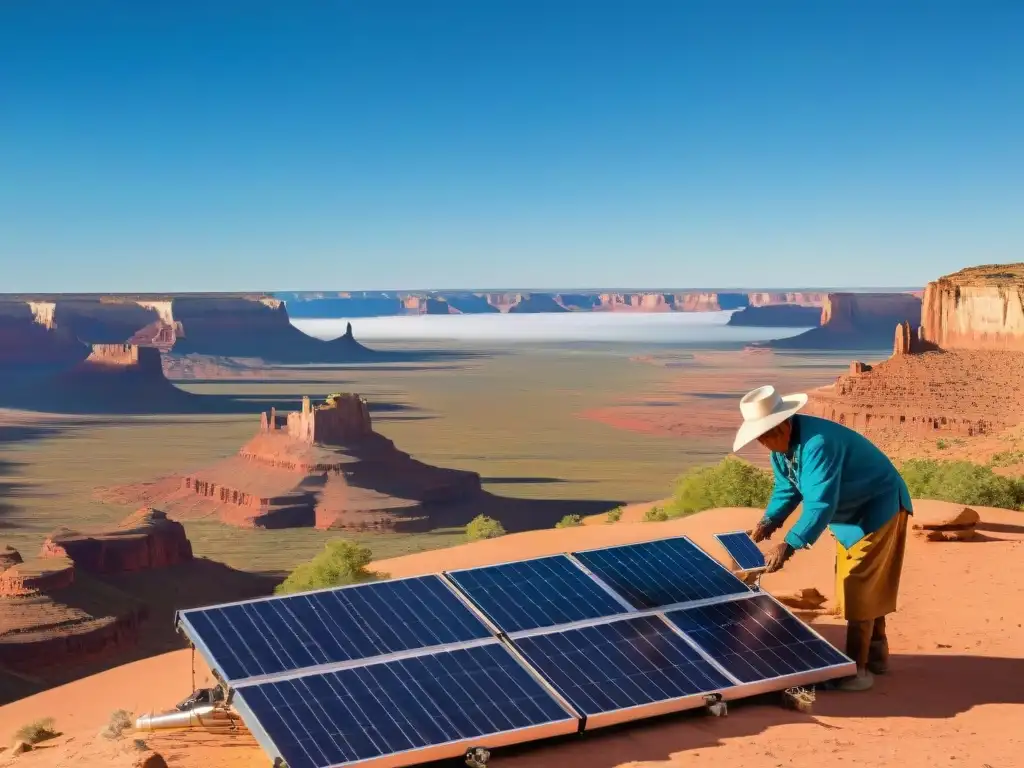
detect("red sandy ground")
[1,503,1021,768]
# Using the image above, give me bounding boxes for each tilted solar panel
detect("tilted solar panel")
[714,531,766,572]
[232,641,578,768]
[177,575,493,685]
[512,615,732,729]
[572,536,749,610]
[446,555,632,634]
[664,594,853,687]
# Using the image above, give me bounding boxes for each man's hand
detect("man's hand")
[764,542,794,573]
[749,518,779,543]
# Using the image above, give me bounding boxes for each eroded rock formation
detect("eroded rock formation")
[727,304,822,327]
[0,301,88,368]
[920,264,1024,351]
[758,293,922,350]
[41,508,193,574]
[114,394,482,531]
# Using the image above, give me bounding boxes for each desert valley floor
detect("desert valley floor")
[0,340,860,574]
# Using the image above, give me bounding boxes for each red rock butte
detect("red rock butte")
[108,393,483,531]
[755,292,922,349]
[805,263,1024,442]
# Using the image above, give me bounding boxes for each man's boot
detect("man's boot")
[868,616,889,675]
[838,619,875,692]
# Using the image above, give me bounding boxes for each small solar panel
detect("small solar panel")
[572,536,749,610]
[446,555,630,634]
[177,575,492,684]
[715,531,766,571]
[233,642,577,768]
[664,594,851,684]
[512,615,732,727]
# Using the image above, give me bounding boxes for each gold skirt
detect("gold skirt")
[834,508,910,622]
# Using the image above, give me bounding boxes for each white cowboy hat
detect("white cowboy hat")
[732,385,808,452]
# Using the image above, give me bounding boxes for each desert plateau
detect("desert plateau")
[4,6,1021,766]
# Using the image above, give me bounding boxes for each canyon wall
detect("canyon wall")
[760,292,922,350]
[0,301,87,368]
[727,304,822,327]
[920,264,1024,351]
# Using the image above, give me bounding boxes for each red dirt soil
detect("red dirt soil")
[1,502,1020,768]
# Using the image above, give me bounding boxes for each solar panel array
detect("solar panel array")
[714,531,767,572]
[177,535,854,768]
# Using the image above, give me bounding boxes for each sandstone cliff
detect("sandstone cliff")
[41,508,193,574]
[727,305,822,327]
[920,264,1024,351]
[0,301,88,368]
[759,293,922,350]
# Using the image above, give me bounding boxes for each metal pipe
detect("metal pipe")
[134,705,235,731]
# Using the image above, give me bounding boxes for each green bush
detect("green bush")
[899,458,1024,510]
[666,457,774,518]
[275,539,387,595]
[605,507,624,524]
[465,514,506,541]
[644,505,669,522]
[555,514,584,529]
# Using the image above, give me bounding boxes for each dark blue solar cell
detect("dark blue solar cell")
[715,532,766,571]
[665,594,850,683]
[446,555,629,633]
[179,575,492,683]
[235,643,575,768]
[573,537,749,609]
[512,616,731,716]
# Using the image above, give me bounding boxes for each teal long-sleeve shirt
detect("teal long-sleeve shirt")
[764,414,913,551]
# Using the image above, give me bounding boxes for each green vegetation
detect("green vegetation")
[644,505,669,522]
[936,439,949,450]
[465,514,506,541]
[605,507,624,523]
[668,457,773,516]
[14,718,58,745]
[989,449,1024,468]
[275,539,388,595]
[900,458,1024,510]
[555,514,584,528]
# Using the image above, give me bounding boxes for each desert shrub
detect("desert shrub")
[605,507,624,524]
[900,458,1024,510]
[465,514,506,541]
[666,457,774,518]
[935,439,949,450]
[555,514,584,528]
[101,709,134,740]
[14,718,58,745]
[644,505,669,522]
[275,539,387,595]
[989,449,1024,468]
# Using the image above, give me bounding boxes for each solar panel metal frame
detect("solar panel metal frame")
[443,553,635,634]
[228,638,581,768]
[662,592,857,699]
[713,530,767,574]
[174,573,501,686]
[569,534,751,610]
[508,612,736,730]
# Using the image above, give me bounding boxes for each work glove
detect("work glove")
[764,542,794,573]
[749,517,780,543]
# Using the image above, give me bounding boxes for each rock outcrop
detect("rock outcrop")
[0,301,88,369]
[920,264,1024,351]
[758,293,922,350]
[116,394,482,531]
[41,508,193,574]
[727,305,822,327]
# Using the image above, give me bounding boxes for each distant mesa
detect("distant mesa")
[727,304,822,328]
[103,393,483,531]
[754,293,922,350]
[805,263,1024,444]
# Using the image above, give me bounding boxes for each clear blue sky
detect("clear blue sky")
[2,1,1022,292]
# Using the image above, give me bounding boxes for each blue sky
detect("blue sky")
[2,1,1022,292]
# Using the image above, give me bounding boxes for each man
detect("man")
[732,385,912,692]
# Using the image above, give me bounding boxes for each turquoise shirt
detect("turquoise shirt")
[764,414,913,550]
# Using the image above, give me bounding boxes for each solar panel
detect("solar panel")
[714,531,766,572]
[512,615,732,729]
[177,575,493,684]
[664,594,853,687]
[446,555,631,634]
[232,641,578,768]
[572,536,749,610]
